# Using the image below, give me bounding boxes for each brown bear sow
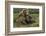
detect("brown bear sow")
[16,9,32,24]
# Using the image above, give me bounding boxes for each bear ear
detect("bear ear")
[22,8,27,11]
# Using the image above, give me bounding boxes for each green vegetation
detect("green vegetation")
[13,8,39,28]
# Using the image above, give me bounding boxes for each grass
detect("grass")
[13,13,39,28]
